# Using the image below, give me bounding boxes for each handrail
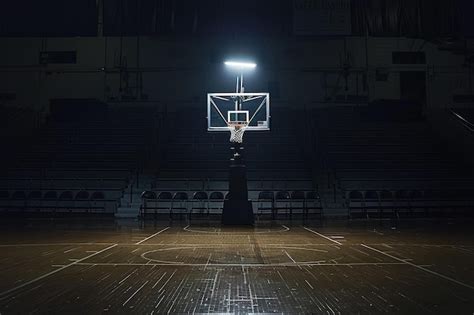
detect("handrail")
[449,109,474,132]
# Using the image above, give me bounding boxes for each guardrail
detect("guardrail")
[449,109,474,132]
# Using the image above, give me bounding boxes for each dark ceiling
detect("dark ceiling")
[0,0,472,38]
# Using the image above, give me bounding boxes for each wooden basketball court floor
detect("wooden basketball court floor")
[0,219,473,314]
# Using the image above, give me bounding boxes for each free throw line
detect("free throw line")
[135,227,170,245]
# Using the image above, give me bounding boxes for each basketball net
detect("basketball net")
[228,123,247,143]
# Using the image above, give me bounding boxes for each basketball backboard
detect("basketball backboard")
[207,92,270,131]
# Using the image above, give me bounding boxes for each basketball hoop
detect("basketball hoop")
[228,122,248,143]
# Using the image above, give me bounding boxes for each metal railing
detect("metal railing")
[449,109,474,133]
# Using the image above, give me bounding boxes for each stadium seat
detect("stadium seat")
[172,192,189,219]
[191,191,209,219]
[275,191,291,219]
[91,191,105,199]
[290,190,306,219]
[74,191,91,213]
[209,192,224,215]
[348,190,364,218]
[364,190,380,218]
[140,191,157,217]
[90,191,107,213]
[305,191,323,219]
[141,191,172,218]
[75,191,89,199]
[42,191,58,213]
[394,190,411,218]
[379,190,394,218]
[11,191,27,212]
[27,191,42,212]
[140,191,157,199]
[158,192,173,199]
[58,191,74,213]
[59,191,73,199]
[257,191,274,219]
[156,192,173,218]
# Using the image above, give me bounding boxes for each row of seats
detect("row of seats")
[153,109,315,212]
[140,190,323,220]
[0,178,127,190]
[141,190,321,201]
[0,190,117,214]
[1,105,165,217]
[312,107,474,218]
[152,179,313,191]
[347,189,474,219]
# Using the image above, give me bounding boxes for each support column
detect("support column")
[222,142,254,225]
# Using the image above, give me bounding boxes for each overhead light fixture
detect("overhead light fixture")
[224,61,257,69]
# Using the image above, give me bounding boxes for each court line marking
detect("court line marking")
[132,243,332,246]
[283,250,301,269]
[303,227,343,245]
[1,242,471,247]
[0,243,115,247]
[72,262,406,267]
[63,248,78,253]
[183,225,289,234]
[129,243,474,247]
[139,245,331,265]
[135,227,170,245]
[0,243,118,299]
[141,246,329,253]
[361,244,474,290]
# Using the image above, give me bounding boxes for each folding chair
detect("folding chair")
[191,191,209,219]
[140,191,157,217]
[348,190,364,219]
[172,192,189,220]
[27,191,42,213]
[91,191,106,213]
[75,190,91,213]
[290,191,306,220]
[11,191,27,213]
[364,190,380,218]
[257,191,274,220]
[275,191,291,219]
[394,190,410,218]
[305,191,323,220]
[209,192,224,215]
[58,191,74,213]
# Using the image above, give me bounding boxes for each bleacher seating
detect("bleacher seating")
[313,106,474,219]
[141,107,319,220]
[141,189,323,221]
[0,103,163,215]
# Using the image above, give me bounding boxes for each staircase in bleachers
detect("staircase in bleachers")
[147,107,316,218]
[313,107,474,218]
[0,102,165,216]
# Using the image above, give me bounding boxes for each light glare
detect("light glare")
[224,61,257,69]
